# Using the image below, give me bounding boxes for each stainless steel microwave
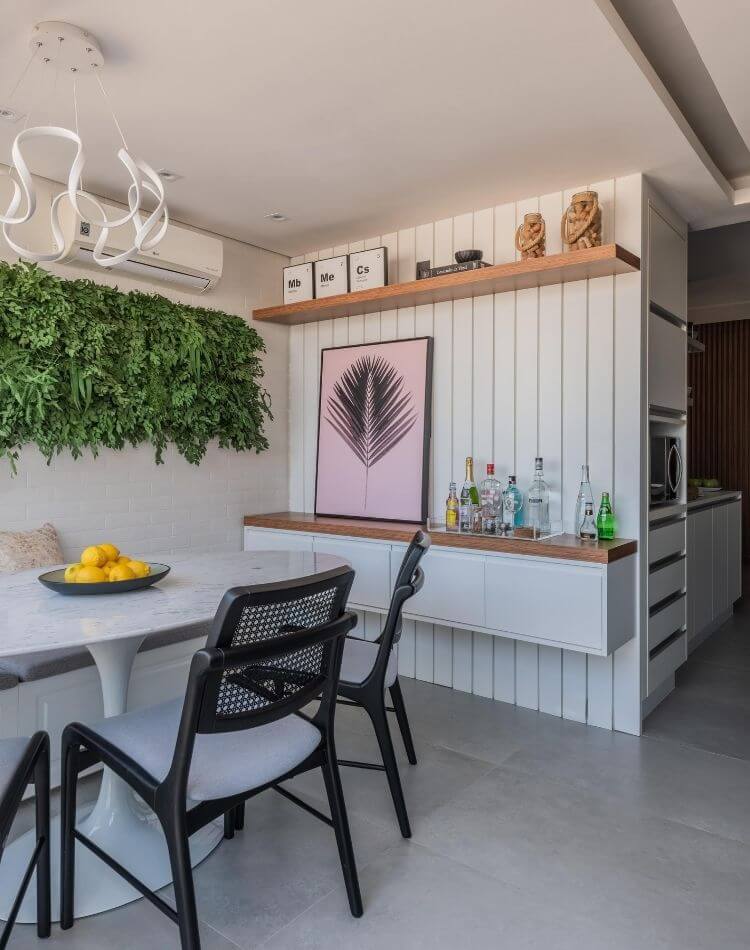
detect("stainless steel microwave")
[650,436,683,506]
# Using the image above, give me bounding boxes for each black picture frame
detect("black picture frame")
[314,337,434,525]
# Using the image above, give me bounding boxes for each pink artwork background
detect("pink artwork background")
[315,339,430,522]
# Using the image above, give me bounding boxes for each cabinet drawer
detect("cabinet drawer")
[243,527,313,553]
[649,520,685,565]
[485,558,604,651]
[649,557,686,608]
[403,548,485,629]
[648,594,686,651]
[649,630,687,693]
[313,537,391,609]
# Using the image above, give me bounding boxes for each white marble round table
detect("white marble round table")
[0,549,348,923]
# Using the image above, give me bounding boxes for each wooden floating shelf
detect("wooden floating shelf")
[253,244,640,326]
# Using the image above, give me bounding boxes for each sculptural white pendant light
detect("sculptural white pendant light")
[0,21,168,267]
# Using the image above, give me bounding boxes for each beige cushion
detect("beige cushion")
[0,523,63,574]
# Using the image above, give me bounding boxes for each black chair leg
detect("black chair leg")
[59,733,79,931]
[366,700,412,838]
[164,815,201,950]
[389,679,417,765]
[223,811,235,840]
[34,739,51,939]
[321,748,363,918]
[234,803,245,831]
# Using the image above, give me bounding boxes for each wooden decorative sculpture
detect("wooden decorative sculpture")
[515,212,546,259]
[562,191,602,250]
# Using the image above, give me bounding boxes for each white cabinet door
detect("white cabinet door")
[405,548,485,629]
[649,206,687,320]
[243,527,314,553]
[648,313,687,412]
[686,515,696,640]
[712,505,729,617]
[313,537,391,609]
[485,558,604,651]
[691,509,714,638]
[727,500,742,606]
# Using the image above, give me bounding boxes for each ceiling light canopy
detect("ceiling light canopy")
[0,21,169,268]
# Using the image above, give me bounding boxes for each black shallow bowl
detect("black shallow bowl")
[454,249,483,263]
[38,563,171,596]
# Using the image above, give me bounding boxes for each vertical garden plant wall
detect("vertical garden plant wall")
[0,261,271,469]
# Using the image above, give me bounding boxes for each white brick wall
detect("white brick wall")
[0,172,290,556]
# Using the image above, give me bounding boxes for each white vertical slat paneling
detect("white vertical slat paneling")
[289,324,305,510]
[515,641,539,710]
[302,321,319,512]
[288,177,643,734]
[364,611,382,642]
[473,207,495,264]
[434,624,453,687]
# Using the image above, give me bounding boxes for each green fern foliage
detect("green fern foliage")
[0,261,271,471]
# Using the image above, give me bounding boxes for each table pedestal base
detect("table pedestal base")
[0,635,223,923]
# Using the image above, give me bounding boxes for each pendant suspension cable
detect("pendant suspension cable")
[94,71,129,152]
[5,44,40,106]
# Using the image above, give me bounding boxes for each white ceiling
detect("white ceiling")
[0,0,743,254]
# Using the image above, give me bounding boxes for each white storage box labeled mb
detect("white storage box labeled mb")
[283,262,314,304]
[314,255,349,299]
[349,247,388,291]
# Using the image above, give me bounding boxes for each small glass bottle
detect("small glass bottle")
[574,464,594,536]
[526,457,550,533]
[596,491,615,540]
[445,482,459,533]
[579,502,598,541]
[480,463,502,535]
[502,475,524,527]
[459,456,480,532]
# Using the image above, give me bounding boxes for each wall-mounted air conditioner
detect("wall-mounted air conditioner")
[55,198,223,293]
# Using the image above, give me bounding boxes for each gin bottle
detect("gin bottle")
[480,463,501,535]
[502,475,524,527]
[596,491,615,540]
[526,457,550,533]
[579,502,598,541]
[574,464,594,535]
[459,456,480,532]
[445,482,459,533]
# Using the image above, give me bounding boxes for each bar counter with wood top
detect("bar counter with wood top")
[243,513,637,657]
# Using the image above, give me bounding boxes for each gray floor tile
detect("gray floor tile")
[412,765,750,948]
[9,901,239,949]
[260,842,671,950]
[165,788,394,950]
[499,720,750,845]
[675,659,750,711]
[690,614,750,671]
[283,719,495,834]
[645,688,750,761]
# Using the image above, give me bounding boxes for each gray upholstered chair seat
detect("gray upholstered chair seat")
[340,636,397,688]
[86,698,323,801]
[0,623,208,684]
[0,736,31,799]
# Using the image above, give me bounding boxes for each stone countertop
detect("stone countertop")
[0,550,348,658]
[687,490,742,512]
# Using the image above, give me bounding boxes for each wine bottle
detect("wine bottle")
[459,456,480,532]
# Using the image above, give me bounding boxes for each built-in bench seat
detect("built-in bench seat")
[0,622,208,684]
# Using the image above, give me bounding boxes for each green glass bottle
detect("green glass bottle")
[596,491,615,540]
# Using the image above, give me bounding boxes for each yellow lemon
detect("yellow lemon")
[99,543,120,563]
[75,565,107,583]
[116,555,131,566]
[81,546,107,568]
[102,561,116,577]
[64,563,82,583]
[126,560,150,579]
[109,563,136,582]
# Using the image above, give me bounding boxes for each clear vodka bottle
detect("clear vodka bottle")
[526,456,550,533]
[480,463,501,535]
[574,464,594,535]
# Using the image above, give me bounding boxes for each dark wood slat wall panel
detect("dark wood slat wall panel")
[689,320,749,557]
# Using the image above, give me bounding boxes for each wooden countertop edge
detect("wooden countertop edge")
[244,513,637,564]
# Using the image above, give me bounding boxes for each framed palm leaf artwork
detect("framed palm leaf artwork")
[315,337,433,523]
